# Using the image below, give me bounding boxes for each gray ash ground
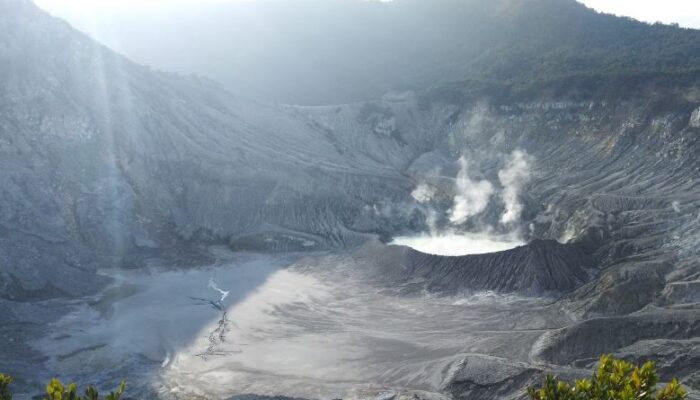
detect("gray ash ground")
[25,244,571,400]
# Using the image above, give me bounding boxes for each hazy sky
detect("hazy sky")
[580,0,700,28]
[33,0,700,29]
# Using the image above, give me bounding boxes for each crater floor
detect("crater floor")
[33,250,571,400]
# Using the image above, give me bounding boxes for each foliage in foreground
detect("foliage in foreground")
[1,355,689,400]
[528,355,687,400]
[0,373,125,400]
[0,374,12,400]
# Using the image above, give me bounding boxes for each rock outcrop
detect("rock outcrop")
[342,239,595,296]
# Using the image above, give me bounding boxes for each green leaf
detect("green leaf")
[527,356,688,400]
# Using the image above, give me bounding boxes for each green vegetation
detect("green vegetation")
[433,0,700,92]
[528,355,687,400]
[0,356,688,400]
[408,0,700,107]
[0,374,12,400]
[45,378,125,400]
[0,374,125,400]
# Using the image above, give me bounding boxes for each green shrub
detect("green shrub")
[0,373,13,400]
[0,374,125,400]
[0,357,690,400]
[45,378,125,400]
[528,355,687,400]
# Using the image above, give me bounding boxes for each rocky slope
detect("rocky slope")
[0,0,411,299]
[314,239,595,296]
[2,0,700,398]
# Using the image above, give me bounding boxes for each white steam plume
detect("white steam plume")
[449,156,494,224]
[498,150,531,225]
[411,183,436,204]
[425,208,438,236]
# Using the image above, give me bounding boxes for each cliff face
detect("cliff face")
[0,0,412,298]
[4,0,700,304]
[3,0,700,310]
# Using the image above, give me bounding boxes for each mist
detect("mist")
[498,150,532,225]
[449,156,494,225]
[393,150,533,256]
[36,0,486,105]
[391,232,524,256]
